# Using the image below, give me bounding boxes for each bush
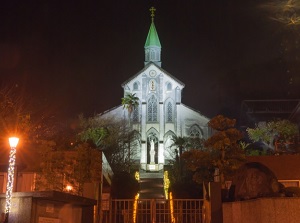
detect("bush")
[283,187,300,197]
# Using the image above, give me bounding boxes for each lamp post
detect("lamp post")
[4,137,19,223]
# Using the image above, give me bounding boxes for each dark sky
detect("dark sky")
[0,1,299,120]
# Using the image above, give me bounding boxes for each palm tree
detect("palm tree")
[121,93,139,172]
[170,135,189,179]
[121,92,139,126]
[171,135,189,158]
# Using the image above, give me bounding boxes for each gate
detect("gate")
[109,198,203,223]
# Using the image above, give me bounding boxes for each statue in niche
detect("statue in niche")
[150,139,155,164]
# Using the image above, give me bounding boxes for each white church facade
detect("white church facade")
[100,9,210,172]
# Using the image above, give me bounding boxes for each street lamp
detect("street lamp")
[4,137,19,223]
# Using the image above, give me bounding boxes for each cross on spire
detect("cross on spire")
[149,7,156,22]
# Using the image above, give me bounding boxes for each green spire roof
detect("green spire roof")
[144,21,161,48]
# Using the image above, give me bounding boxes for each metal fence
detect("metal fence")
[108,198,203,223]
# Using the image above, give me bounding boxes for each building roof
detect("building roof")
[144,21,161,48]
[121,62,185,88]
[241,99,300,127]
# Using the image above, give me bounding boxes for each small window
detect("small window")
[167,82,172,91]
[133,82,139,91]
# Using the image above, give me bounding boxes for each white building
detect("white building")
[101,10,210,173]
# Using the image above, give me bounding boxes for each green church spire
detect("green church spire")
[145,7,161,48]
[144,7,162,67]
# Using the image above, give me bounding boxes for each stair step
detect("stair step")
[138,172,165,199]
[139,172,164,179]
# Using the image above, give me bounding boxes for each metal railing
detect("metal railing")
[108,198,203,223]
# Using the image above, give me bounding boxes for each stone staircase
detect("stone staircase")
[139,171,165,199]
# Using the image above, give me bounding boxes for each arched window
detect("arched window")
[167,102,172,122]
[148,95,158,122]
[132,106,139,122]
[133,82,139,91]
[189,125,202,138]
[166,82,172,91]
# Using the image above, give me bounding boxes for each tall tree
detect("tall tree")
[121,92,139,127]
[121,93,139,171]
[204,115,244,187]
[169,136,190,180]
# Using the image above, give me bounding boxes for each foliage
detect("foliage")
[78,115,140,172]
[121,93,139,115]
[111,171,139,199]
[35,141,102,196]
[79,125,108,148]
[181,115,245,187]
[205,115,244,185]
[247,119,299,153]
[0,86,31,148]
[167,135,205,184]
[181,149,213,184]
[170,136,189,156]
[35,140,67,192]
[72,143,102,194]
[166,135,206,197]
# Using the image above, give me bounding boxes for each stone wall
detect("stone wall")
[0,191,96,223]
[223,197,300,223]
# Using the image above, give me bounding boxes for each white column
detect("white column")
[140,102,147,169]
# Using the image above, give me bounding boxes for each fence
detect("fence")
[107,198,203,223]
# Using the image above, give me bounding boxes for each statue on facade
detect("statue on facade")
[150,139,155,164]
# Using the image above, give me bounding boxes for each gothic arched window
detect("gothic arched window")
[167,102,172,122]
[133,82,139,91]
[148,95,158,122]
[132,106,139,122]
[189,125,201,138]
[166,82,172,91]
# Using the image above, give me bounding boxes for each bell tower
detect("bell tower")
[144,7,162,67]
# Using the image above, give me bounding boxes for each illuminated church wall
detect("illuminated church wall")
[101,63,209,171]
[99,9,210,171]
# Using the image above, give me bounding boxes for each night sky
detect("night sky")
[1,1,299,120]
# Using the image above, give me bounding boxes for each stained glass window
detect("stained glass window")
[132,106,139,122]
[167,102,172,122]
[148,95,158,122]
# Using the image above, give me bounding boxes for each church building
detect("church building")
[100,8,210,174]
